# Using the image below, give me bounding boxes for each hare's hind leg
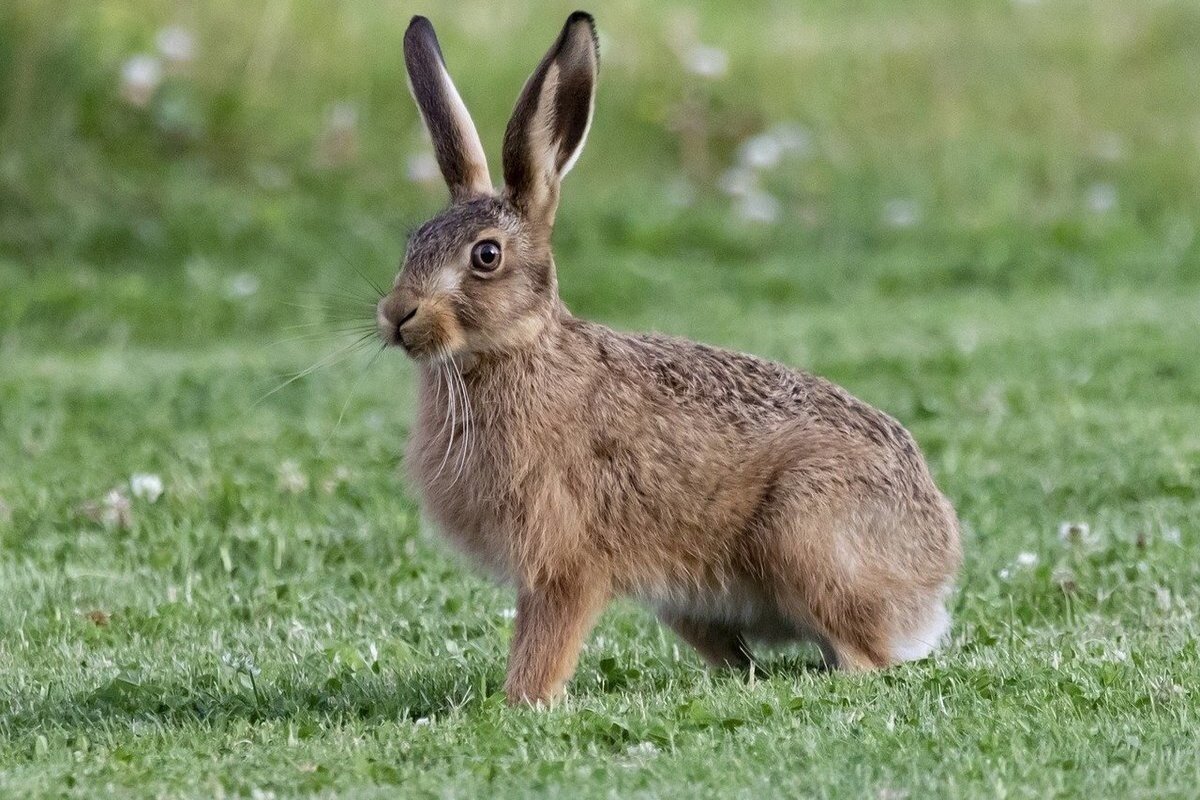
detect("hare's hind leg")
[658,611,755,670]
[755,498,943,671]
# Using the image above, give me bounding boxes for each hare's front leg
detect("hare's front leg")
[504,574,608,706]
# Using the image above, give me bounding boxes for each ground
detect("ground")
[1,1,1199,797]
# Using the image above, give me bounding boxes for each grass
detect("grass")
[2,0,1199,797]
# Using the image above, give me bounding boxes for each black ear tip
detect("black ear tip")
[564,11,598,57]
[406,15,434,41]
[405,15,444,59]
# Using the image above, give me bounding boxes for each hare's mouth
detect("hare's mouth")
[376,290,469,362]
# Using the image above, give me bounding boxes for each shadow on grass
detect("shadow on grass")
[0,663,500,743]
[1,646,837,745]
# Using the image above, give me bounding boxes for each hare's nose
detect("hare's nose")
[377,292,420,346]
[395,305,418,328]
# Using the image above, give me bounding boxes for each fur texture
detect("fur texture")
[381,12,962,705]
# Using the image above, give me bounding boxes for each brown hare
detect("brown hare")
[378,11,962,705]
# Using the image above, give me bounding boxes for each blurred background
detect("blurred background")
[3,0,1197,349]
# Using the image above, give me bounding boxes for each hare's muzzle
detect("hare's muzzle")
[377,290,420,352]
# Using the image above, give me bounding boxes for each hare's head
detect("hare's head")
[378,12,598,361]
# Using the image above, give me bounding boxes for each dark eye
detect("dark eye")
[470,240,502,272]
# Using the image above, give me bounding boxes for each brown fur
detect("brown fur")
[382,13,962,705]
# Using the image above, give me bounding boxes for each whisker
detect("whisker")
[325,247,391,300]
[276,320,378,335]
[255,330,378,404]
[297,288,380,307]
[433,349,458,481]
[449,356,473,486]
[319,341,387,455]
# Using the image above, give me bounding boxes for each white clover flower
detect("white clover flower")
[997,567,1012,580]
[768,122,813,156]
[683,44,728,79]
[1015,551,1038,567]
[718,166,757,198]
[1058,521,1091,545]
[221,651,261,676]
[1085,183,1117,214]
[155,26,196,67]
[406,151,441,185]
[882,198,921,229]
[1162,527,1181,545]
[102,488,132,529]
[737,133,784,170]
[735,188,781,225]
[277,460,309,495]
[129,473,164,503]
[498,607,517,620]
[120,54,163,108]
[1051,565,1076,592]
[225,272,259,299]
[626,741,659,757]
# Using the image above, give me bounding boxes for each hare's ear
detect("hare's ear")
[502,11,598,221]
[404,16,492,199]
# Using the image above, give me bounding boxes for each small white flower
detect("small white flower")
[320,465,351,495]
[277,461,309,495]
[768,122,813,156]
[155,26,196,67]
[1085,183,1117,214]
[120,54,163,108]
[406,151,441,185]
[222,651,261,676]
[735,188,781,225]
[626,741,659,757]
[683,44,728,79]
[1058,521,1091,545]
[737,133,783,170]
[1052,565,1077,591]
[997,567,1012,580]
[414,717,431,727]
[225,272,259,299]
[328,102,358,131]
[499,607,517,620]
[718,166,757,198]
[1015,551,1038,568]
[129,473,164,503]
[1162,527,1181,545]
[882,198,921,229]
[102,489,132,529]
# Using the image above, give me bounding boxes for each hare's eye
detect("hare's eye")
[470,240,502,272]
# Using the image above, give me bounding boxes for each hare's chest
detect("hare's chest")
[409,417,585,583]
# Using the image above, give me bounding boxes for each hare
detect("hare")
[378,12,962,705]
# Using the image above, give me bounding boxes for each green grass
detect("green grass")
[2,0,1199,797]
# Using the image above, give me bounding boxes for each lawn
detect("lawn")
[2,1,1199,797]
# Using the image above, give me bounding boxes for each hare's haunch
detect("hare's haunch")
[378,12,961,705]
